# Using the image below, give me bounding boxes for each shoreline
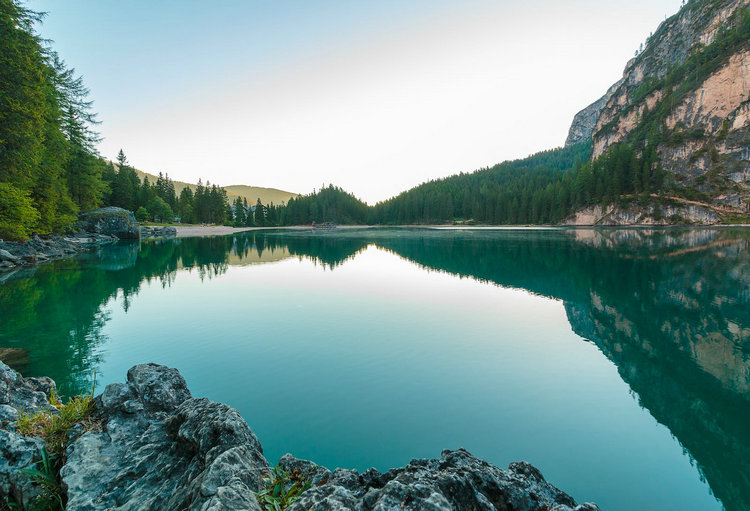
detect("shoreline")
[172,223,750,238]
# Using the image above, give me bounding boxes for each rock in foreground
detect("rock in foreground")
[279,450,599,511]
[1,363,600,510]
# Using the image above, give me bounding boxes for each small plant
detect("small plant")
[19,447,65,511]
[17,375,98,455]
[255,464,312,511]
[16,394,95,455]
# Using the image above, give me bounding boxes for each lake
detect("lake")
[0,227,748,511]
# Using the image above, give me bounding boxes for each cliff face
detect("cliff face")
[565,81,622,146]
[568,0,750,216]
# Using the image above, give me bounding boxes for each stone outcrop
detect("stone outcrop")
[0,232,118,273]
[61,363,269,511]
[564,201,721,226]
[0,362,600,510]
[565,80,622,147]
[141,225,177,238]
[0,361,60,509]
[77,207,140,240]
[566,0,750,214]
[280,450,599,511]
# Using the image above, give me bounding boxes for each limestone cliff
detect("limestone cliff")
[565,80,622,146]
[567,0,750,219]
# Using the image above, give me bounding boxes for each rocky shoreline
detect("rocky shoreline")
[0,207,143,275]
[0,232,119,273]
[0,361,601,511]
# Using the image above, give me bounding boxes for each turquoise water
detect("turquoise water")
[1,228,748,511]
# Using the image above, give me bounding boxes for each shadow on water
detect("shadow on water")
[0,227,748,510]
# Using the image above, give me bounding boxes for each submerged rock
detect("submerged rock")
[0,362,600,510]
[77,207,140,240]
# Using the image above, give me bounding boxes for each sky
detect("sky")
[29,0,683,204]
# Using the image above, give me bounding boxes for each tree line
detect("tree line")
[270,142,665,226]
[104,150,231,225]
[0,0,240,239]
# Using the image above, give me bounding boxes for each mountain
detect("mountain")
[133,169,298,206]
[566,0,750,223]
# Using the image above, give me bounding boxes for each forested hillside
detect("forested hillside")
[0,0,103,239]
[272,142,662,226]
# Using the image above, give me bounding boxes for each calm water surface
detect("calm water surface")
[1,228,748,511]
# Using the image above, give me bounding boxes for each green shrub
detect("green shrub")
[0,183,40,240]
[135,206,149,222]
[255,464,312,511]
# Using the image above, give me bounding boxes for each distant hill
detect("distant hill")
[133,169,298,206]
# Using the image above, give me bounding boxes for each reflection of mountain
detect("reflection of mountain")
[0,227,747,510]
[363,228,750,511]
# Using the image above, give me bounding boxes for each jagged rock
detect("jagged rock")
[0,249,18,263]
[565,80,622,147]
[564,201,721,226]
[281,450,599,511]
[0,361,57,416]
[0,230,120,274]
[141,225,177,238]
[0,430,46,509]
[77,207,140,240]
[0,362,58,508]
[61,363,269,511]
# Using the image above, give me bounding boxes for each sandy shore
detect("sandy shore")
[174,225,260,238]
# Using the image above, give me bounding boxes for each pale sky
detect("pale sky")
[30,0,682,204]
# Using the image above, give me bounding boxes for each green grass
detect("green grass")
[16,394,95,455]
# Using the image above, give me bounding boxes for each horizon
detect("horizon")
[29,0,683,204]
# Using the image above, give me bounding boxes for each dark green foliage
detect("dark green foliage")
[254,198,265,226]
[0,182,40,239]
[18,447,64,511]
[146,196,173,222]
[371,143,593,225]
[278,185,369,225]
[134,206,149,222]
[232,196,246,226]
[255,464,312,511]
[0,0,105,238]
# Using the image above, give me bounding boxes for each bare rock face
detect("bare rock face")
[566,0,750,213]
[564,201,722,226]
[61,363,268,511]
[565,80,622,147]
[77,207,140,240]
[281,450,599,511]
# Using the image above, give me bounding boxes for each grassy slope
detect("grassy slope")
[133,169,298,206]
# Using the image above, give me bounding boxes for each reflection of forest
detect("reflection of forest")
[0,228,747,510]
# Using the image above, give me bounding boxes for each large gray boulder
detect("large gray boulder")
[77,207,140,240]
[281,450,599,511]
[61,363,269,511]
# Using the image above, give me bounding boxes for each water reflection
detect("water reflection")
[0,227,747,510]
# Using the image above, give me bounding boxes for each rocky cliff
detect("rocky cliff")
[0,362,600,511]
[566,0,750,220]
